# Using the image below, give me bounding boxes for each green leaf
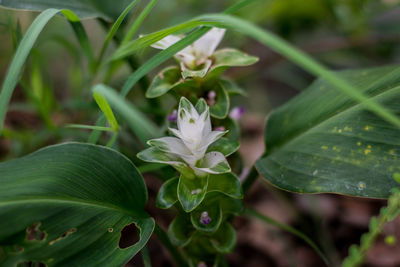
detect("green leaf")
[256,65,400,198]
[221,79,247,96]
[190,203,223,233]
[178,175,209,212]
[167,214,194,247]
[97,0,141,64]
[207,137,239,157]
[0,143,154,266]
[0,9,59,136]
[93,91,119,131]
[121,0,158,45]
[156,177,179,209]
[196,13,400,129]
[210,222,236,254]
[0,0,134,20]
[207,48,258,78]
[182,61,212,79]
[207,173,243,199]
[92,84,161,143]
[209,81,230,119]
[146,67,182,98]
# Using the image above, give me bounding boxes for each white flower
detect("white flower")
[151,27,225,73]
[139,97,230,177]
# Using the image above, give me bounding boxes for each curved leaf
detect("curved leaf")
[209,81,230,119]
[0,143,154,266]
[178,175,209,212]
[0,0,133,20]
[256,65,400,198]
[156,177,179,209]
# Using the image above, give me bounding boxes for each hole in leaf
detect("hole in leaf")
[119,223,139,249]
[26,222,46,241]
[17,261,47,267]
[48,228,77,246]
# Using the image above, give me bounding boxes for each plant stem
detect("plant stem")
[154,223,188,267]
[242,166,259,193]
[244,206,329,265]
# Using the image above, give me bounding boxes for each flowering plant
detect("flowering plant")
[1,1,400,267]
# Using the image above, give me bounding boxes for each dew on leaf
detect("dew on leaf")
[357,182,366,190]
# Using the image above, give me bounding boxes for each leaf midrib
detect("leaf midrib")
[0,197,146,218]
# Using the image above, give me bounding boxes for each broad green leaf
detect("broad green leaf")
[207,173,243,199]
[156,177,179,209]
[0,0,134,20]
[256,65,400,198]
[167,214,194,247]
[209,82,230,119]
[207,138,239,157]
[0,143,154,266]
[178,175,209,212]
[207,48,258,78]
[210,222,236,254]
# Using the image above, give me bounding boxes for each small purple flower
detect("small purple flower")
[207,90,216,106]
[200,211,211,225]
[229,106,245,120]
[167,109,178,122]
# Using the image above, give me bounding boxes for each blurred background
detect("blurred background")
[1,0,400,266]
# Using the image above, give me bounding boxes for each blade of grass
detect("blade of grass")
[93,91,119,131]
[245,207,329,265]
[195,13,400,128]
[122,0,158,45]
[97,0,141,64]
[65,124,114,132]
[0,8,59,136]
[61,10,95,70]
[92,84,161,143]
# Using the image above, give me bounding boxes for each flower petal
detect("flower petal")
[137,147,195,177]
[148,137,198,166]
[148,137,191,155]
[193,151,231,175]
[151,35,182,50]
[193,27,225,58]
[199,130,228,152]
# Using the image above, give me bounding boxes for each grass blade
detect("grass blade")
[97,0,141,64]
[65,124,114,132]
[93,91,120,131]
[122,0,158,45]
[61,10,95,69]
[245,207,329,265]
[0,9,59,135]
[92,84,161,143]
[195,13,400,128]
